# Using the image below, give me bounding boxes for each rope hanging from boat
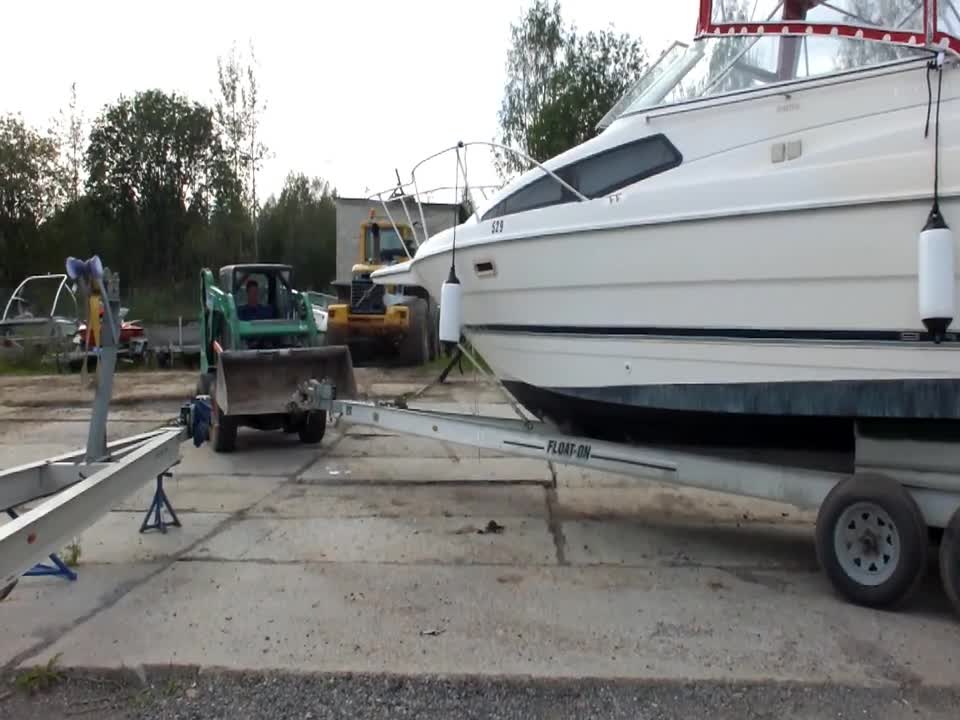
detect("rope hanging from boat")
[924,52,946,209]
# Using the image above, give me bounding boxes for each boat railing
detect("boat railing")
[370,141,588,249]
[1,274,78,324]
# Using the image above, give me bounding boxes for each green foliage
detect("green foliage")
[84,89,250,286]
[0,114,64,285]
[63,538,81,567]
[215,42,269,258]
[15,654,63,694]
[495,1,646,177]
[257,173,337,290]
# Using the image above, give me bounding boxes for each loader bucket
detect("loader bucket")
[214,346,356,416]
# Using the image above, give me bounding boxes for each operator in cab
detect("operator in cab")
[237,278,273,321]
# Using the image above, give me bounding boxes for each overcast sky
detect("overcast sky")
[1,1,698,202]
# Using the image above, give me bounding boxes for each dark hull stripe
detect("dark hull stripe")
[466,324,959,345]
[501,380,960,465]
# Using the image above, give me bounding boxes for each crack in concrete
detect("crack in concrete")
[293,477,552,488]
[545,486,569,567]
[1,450,311,673]
[2,510,239,672]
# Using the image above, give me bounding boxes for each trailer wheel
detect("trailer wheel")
[298,410,327,444]
[939,508,960,618]
[815,474,927,609]
[210,396,237,453]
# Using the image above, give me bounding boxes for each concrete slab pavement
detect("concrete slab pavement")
[22,561,960,685]
[114,474,286,514]
[176,437,329,477]
[555,486,816,524]
[299,457,552,484]
[0,563,162,666]
[564,518,816,569]
[187,515,557,565]
[15,510,229,565]
[249,483,548,519]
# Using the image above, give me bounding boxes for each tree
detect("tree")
[257,173,337,289]
[0,114,63,285]
[495,0,565,176]
[495,1,646,177]
[55,82,85,203]
[529,28,646,162]
[85,90,238,284]
[214,42,270,259]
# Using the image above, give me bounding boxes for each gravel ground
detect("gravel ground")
[2,669,959,720]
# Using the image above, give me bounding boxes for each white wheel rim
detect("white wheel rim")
[833,501,901,587]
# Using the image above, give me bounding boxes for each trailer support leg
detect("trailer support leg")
[6,509,78,582]
[139,472,181,534]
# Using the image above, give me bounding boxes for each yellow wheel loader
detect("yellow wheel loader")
[328,213,438,365]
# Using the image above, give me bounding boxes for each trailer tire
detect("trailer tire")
[939,508,960,618]
[210,397,237,453]
[816,474,927,609]
[298,411,327,444]
[398,299,429,366]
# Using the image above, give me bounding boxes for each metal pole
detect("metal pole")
[85,275,119,463]
[375,193,412,260]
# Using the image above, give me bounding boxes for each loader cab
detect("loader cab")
[219,264,296,322]
[358,220,416,268]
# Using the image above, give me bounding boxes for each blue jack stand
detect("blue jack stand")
[140,471,181,534]
[5,508,78,581]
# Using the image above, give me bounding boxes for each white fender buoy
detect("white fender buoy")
[918,204,955,342]
[439,266,463,344]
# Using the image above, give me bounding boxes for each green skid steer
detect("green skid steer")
[197,263,356,453]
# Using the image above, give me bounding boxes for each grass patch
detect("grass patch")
[0,349,52,375]
[125,286,197,324]
[63,538,82,567]
[15,654,63,694]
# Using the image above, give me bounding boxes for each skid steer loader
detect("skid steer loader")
[198,263,356,453]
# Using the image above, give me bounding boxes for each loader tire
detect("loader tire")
[428,301,441,361]
[196,371,214,397]
[211,397,237,453]
[398,299,429,366]
[298,410,327,444]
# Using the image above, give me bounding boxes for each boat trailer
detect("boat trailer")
[292,372,960,616]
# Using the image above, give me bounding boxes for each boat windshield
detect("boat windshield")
[600,0,958,127]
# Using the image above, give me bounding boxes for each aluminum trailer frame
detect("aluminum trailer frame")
[310,385,960,614]
[0,257,187,597]
[0,428,182,591]
[329,400,960,526]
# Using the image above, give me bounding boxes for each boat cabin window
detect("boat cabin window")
[564,134,681,198]
[483,134,681,221]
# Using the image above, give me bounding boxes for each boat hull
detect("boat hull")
[408,197,960,438]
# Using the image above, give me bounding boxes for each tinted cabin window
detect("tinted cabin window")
[482,134,681,221]
[566,134,680,198]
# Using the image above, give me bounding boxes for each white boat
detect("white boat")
[374,0,960,456]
